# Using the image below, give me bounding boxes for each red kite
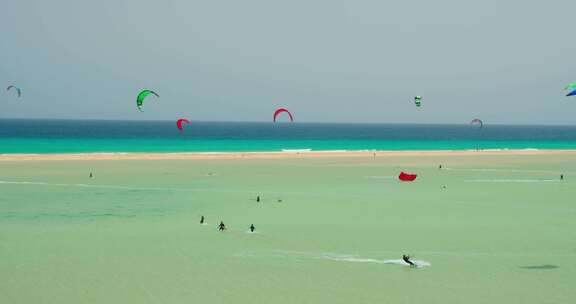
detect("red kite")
[399,172,417,182]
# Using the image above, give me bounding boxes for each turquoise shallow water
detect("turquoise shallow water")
[2,138,576,154]
[1,119,576,153]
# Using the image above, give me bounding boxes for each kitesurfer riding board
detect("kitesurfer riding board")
[403,255,415,267]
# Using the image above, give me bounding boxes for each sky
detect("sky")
[1,0,575,124]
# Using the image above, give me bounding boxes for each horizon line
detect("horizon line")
[1,117,576,127]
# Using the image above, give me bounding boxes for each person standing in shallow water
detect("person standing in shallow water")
[218,221,226,231]
[249,224,255,233]
[561,174,564,180]
[256,196,260,202]
[200,215,205,224]
[89,172,93,178]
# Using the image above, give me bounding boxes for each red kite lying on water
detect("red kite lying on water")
[399,172,417,182]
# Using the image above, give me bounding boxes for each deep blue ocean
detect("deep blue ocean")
[1,119,576,154]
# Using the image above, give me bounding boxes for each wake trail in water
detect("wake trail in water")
[445,167,568,174]
[0,180,256,193]
[364,176,394,179]
[465,179,559,183]
[236,250,430,268]
[0,180,376,200]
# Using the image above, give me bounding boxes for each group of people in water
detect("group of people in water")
[196,195,285,235]
[200,215,256,233]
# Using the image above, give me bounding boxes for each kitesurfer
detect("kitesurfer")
[89,172,93,178]
[560,174,564,180]
[200,215,205,224]
[218,221,226,231]
[403,255,415,267]
[256,196,260,202]
[250,224,255,233]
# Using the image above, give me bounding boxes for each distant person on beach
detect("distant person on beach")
[560,174,564,180]
[438,165,442,170]
[256,196,260,202]
[89,172,93,178]
[200,215,205,224]
[402,255,415,267]
[277,199,282,203]
[250,224,255,233]
[218,221,226,231]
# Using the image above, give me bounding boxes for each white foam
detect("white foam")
[0,180,377,200]
[235,250,430,268]
[0,180,250,193]
[465,179,558,183]
[445,167,563,174]
[472,148,540,152]
[316,150,348,153]
[320,253,430,268]
[281,149,312,152]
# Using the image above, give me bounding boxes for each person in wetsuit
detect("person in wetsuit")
[218,221,226,231]
[256,196,261,202]
[561,174,564,180]
[200,215,205,224]
[89,172,93,178]
[249,224,255,233]
[403,254,415,266]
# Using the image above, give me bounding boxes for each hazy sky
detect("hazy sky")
[1,0,575,124]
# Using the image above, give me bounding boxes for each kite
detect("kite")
[273,108,294,122]
[176,118,190,131]
[136,90,159,111]
[6,85,21,98]
[470,118,483,129]
[565,84,576,97]
[399,172,417,182]
[414,96,422,107]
